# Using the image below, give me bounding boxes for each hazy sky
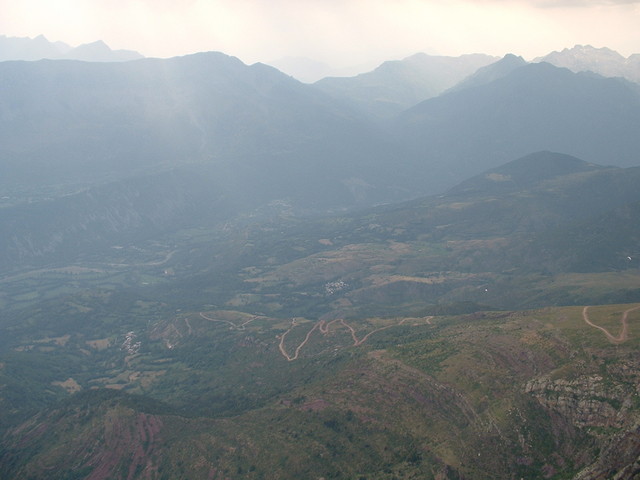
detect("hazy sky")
[1,0,638,67]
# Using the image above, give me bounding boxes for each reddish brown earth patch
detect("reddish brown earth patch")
[86,412,163,480]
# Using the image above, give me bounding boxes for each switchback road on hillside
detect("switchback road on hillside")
[582,305,640,343]
[278,318,323,362]
[277,316,433,362]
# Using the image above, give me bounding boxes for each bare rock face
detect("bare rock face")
[525,356,640,480]
[525,374,630,428]
[573,423,640,480]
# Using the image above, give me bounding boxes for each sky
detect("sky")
[1,0,639,68]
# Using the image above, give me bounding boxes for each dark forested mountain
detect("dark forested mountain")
[0,52,412,208]
[536,44,640,84]
[395,61,640,192]
[3,51,639,211]
[314,52,497,118]
[446,150,607,196]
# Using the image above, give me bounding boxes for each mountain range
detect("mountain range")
[536,44,640,84]
[267,56,378,83]
[0,34,143,62]
[314,52,498,118]
[1,47,639,198]
[0,51,409,207]
[1,46,639,273]
[2,38,640,480]
[395,61,640,191]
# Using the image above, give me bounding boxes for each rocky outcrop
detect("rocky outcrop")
[574,423,640,480]
[525,358,640,480]
[525,374,632,428]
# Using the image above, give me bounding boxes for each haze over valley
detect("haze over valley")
[1,30,640,480]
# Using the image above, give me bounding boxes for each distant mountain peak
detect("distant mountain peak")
[68,40,143,62]
[0,34,143,62]
[315,52,497,118]
[82,39,108,48]
[491,151,603,176]
[493,53,527,70]
[536,45,639,83]
[502,53,525,61]
[446,151,606,196]
[447,53,527,93]
[543,44,624,60]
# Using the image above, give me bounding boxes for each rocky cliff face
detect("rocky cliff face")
[574,423,640,480]
[525,354,640,479]
[525,374,632,428]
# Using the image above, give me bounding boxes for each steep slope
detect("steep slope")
[315,52,497,118]
[395,62,640,193]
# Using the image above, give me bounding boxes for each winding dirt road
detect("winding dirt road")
[199,312,257,330]
[277,316,432,361]
[278,318,323,362]
[184,317,193,335]
[582,305,640,343]
[198,309,432,362]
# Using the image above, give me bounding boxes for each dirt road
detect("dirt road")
[277,316,432,361]
[582,305,640,343]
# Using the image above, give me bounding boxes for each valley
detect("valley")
[1,43,640,479]
[3,151,640,478]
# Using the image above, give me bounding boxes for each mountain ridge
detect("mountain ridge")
[0,34,143,62]
[535,44,640,84]
[446,53,527,93]
[0,51,410,208]
[395,61,640,192]
[314,52,498,118]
